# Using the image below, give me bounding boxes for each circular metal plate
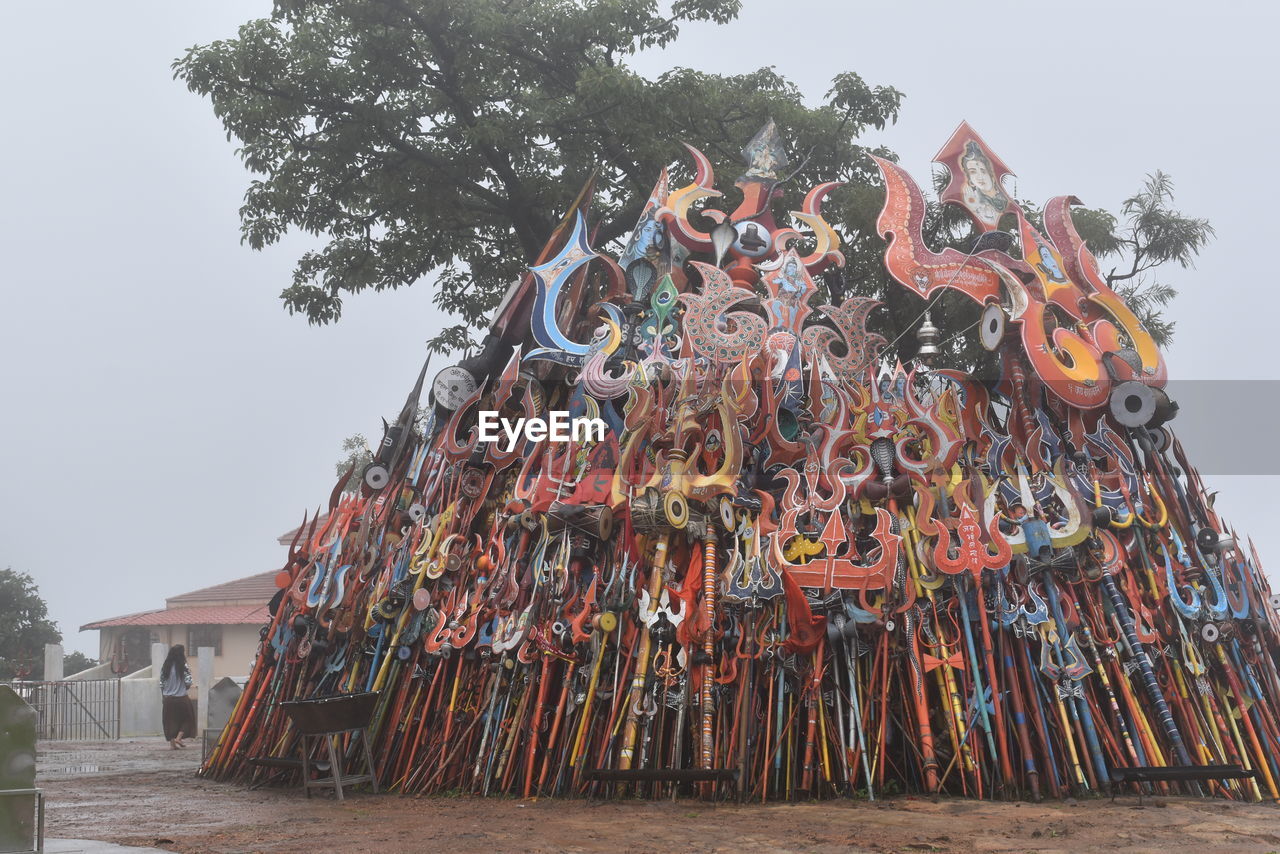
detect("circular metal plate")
[363,463,390,490]
[979,303,1006,351]
[1109,381,1155,428]
[432,365,478,411]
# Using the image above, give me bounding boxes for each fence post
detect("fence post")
[150,643,167,676]
[43,644,63,739]
[196,647,214,736]
[43,644,63,682]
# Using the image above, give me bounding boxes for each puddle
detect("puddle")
[36,742,201,781]
[40,752,118,775]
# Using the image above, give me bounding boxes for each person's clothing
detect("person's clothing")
[161,663,192,698]
[162,695,195,741]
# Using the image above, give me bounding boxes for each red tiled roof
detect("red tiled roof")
[81,604,269,631]
[277,513,330,547]
[82,569,283,633]
[166,570,280,606]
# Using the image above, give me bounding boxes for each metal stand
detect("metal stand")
[0,787,45,853]
[300,727,379,801]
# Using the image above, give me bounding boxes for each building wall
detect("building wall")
[96,624,260,680]
[120,665,162,738]
[217,626,260,679]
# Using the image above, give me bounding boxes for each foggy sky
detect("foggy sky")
[2,2,1277,655]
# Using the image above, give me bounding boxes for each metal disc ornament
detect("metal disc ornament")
[979,303,1006,351]
[432,365,477,410]
[363,463,390,490]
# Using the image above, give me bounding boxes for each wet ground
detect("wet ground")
[36,739,1280,853]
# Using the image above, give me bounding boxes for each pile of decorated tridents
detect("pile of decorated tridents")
[202,122,1280,802]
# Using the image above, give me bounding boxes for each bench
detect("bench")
[247,755,307,790]
[1109,764,1256,803]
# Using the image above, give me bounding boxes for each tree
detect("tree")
[1075,171,1213,346]
[177,1,1209,364]
[174,0,901,349]
[335,432,372,492]
[63,651,98,677]
[0,569,61,680]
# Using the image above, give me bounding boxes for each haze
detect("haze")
[2,2,1275,654]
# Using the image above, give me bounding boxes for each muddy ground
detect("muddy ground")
[36,739,1280,853]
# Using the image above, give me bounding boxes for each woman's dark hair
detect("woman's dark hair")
[161,644,186,681]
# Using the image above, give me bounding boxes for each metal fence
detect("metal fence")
[6,680,120,741]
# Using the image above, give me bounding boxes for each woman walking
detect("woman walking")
[160,644,194,749]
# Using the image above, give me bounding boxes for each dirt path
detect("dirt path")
[38,739,1280,853]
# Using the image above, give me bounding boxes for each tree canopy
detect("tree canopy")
[335,432,373,492]
[174,0,903,348]
[1094,171,1214,345]
[0,568,61,680]
[63,651,99,677]
[177,0,1210,358]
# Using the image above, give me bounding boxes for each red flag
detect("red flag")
[782,569,826,653]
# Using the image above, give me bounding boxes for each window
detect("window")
[187,626,223,657]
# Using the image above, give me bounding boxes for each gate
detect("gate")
[5,680,121,741]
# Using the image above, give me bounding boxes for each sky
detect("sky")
[2,2,1278,656]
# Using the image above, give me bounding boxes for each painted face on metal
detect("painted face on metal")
[964,157,995,194]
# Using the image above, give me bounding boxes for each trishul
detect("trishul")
[893,368,965,482]
[930,502,1011,579]
[658,123,844,273]
[773,368,871,512]
[772,507,901,593]
[874,123,1169,416]
[642,365,747,502]
[523,211,624,368]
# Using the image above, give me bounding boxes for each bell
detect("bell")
[710,221,737,267]
[915,311,942,364]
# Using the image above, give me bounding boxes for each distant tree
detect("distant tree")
[0,569,61,680]
[335,433,372,493]
[63,651,98,677]
[1014,173,1211,351]
[335,404,434,489]
[1080,171,1213,346]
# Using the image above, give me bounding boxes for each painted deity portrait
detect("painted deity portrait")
[761,255,811,386]
[960,140,1009,228]
[762,255,811,334]
[1031,237,1067,283]
[620,208,666,270]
